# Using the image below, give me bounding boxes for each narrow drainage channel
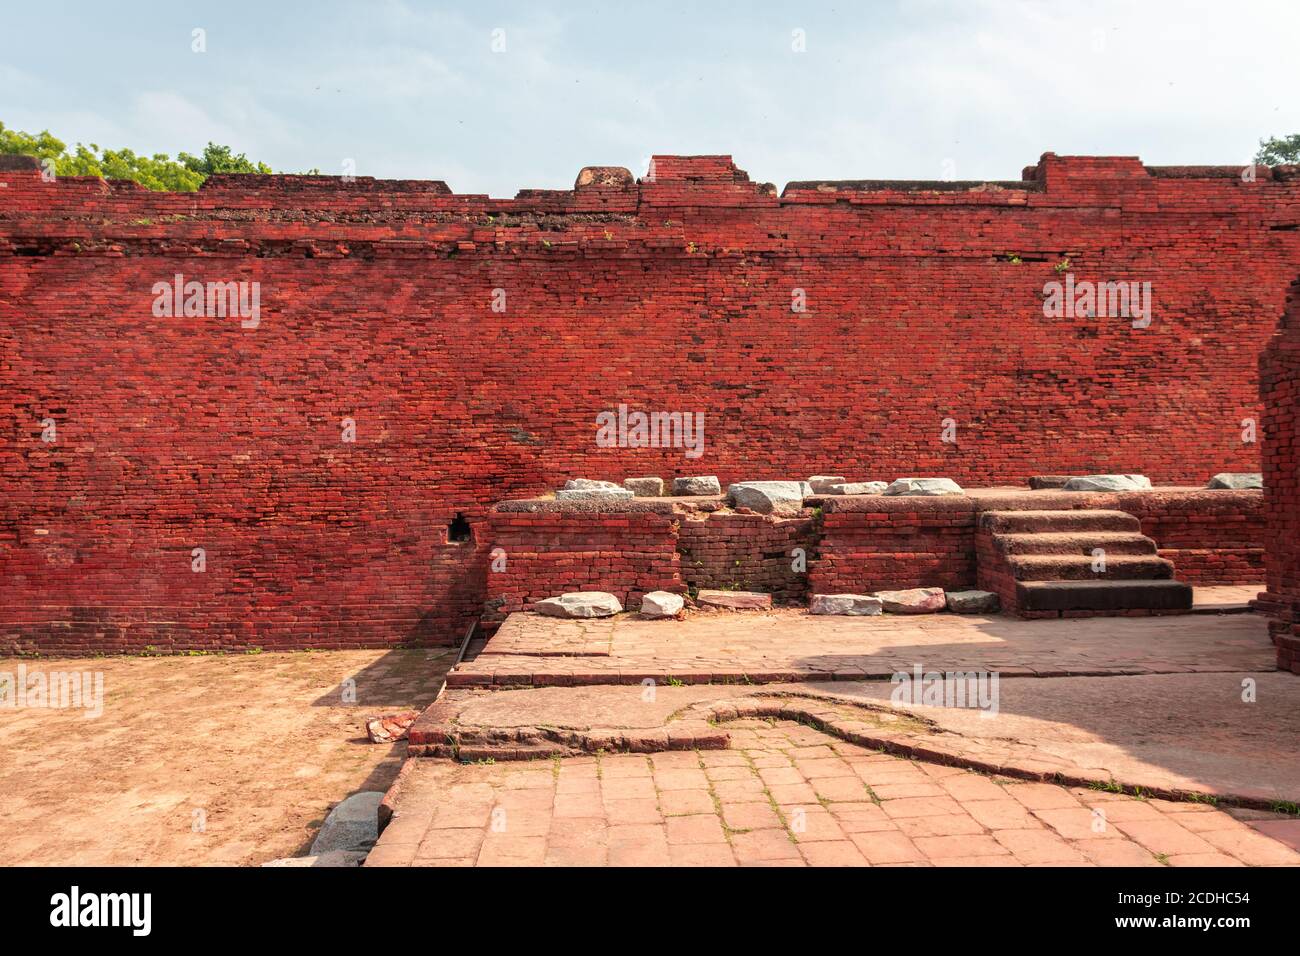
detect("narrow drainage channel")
[433,619,480,704]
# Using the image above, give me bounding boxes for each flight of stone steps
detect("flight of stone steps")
[976,509,1193,617]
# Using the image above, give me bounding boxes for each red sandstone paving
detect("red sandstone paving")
[452,608,1273,687]
[367,719,1300,868]
[434,616,1300,805]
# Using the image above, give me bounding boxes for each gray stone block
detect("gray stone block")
[533,591,624,618]
[310,791,384,855]
[1206,472,1262,490]
[623,476,665,496]
[673,476,722,496]
[882,477,964,496]
[727,480,805,515]
[809,594,883,616]
[1061,474,1152,492]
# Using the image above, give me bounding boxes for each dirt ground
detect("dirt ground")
[0,648,452,866]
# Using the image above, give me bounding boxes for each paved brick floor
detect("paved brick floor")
[448,607,1273,687]
[367,719,1300,867]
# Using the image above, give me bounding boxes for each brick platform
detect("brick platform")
[480,487,1260,629]
[446,605,1272,689]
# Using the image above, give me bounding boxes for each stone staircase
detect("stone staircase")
[976,509,1192,617]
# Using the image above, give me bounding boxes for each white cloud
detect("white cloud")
[3,0,1297,193]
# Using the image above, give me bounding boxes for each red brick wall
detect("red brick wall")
[810,498,977,595]
[679,512,817,602]
[1261,280,1300,672]
[482,505,682,622]
[2,153,1297,652]
[1117,491,1265,585]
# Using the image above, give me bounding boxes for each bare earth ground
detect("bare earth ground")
[0,649,451,866]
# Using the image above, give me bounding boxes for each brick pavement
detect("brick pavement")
[448,607,1273,688]
[367,719,1300,867]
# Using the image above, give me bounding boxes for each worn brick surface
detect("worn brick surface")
[2,154,1297,652]
[369,719,1300,867]
[1261,280,1300,671]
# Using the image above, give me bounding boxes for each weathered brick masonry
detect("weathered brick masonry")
[1261,280,1300,672]
[679,511,817,603]
[483,500,682,625]
[810,498,975,595]
[1,152,1297,653]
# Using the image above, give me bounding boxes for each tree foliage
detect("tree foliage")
[0,121,273,191]
[1255,134,1300,167]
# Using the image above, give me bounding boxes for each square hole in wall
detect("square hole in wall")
[447,512,472,544]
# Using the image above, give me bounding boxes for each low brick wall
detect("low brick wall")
[483,502,683,623]
[678,512,818,603]
[809,497,978,595]
[1116,490,1265,585]
[481,488,1262,631]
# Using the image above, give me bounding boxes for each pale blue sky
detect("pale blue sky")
[3,0,1297,196]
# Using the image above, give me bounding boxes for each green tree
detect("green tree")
[1255,134,1300,167]
[0,120,274,190]
[178,142,272,177]
[0,122,66,164]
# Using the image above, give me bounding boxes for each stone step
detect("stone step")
[980,509,1141,534]
[1017,580,1193,613]
[993,531,1159,556]
[1005,554,1174,581]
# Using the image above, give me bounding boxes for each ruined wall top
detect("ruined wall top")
[1,153,1297,230]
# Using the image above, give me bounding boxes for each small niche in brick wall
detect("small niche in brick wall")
[447,513,472,544]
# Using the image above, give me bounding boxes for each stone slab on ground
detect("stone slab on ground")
[945,590,1000,614]
[883,477,964,496]
[826,481,888,495]
[533,591,623,618]
[673,476,721,496]
[727,481,805,515]
[873,587,947,613]
[623,476,664,496]
[808,475,847,492]
[640,591,684,618]
[1207,473,1262,490]
[810,594,883,616]
[1062,474,1153,492]
[1192,584,1261,614]
[696,589,773,610]
[310,791,385,855]
[555,487,634,501]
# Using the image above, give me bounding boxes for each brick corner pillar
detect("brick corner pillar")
[1261,277,1300,673]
